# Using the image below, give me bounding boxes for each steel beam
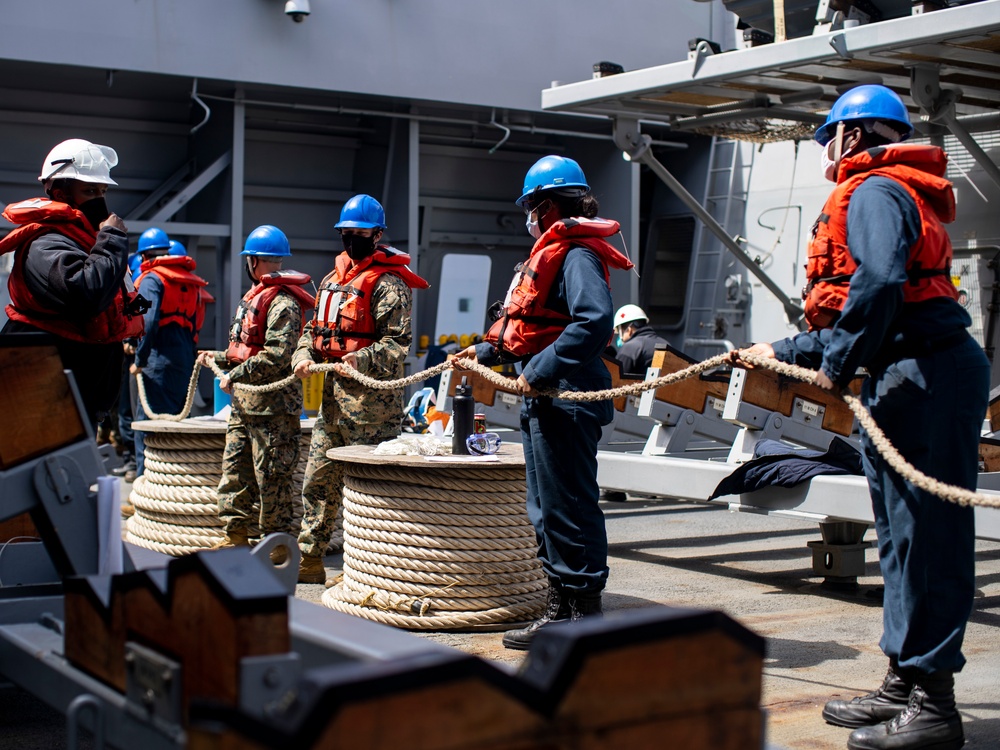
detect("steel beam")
[596,451,1000,541]
[612,118,805,328]
[148,151,232,223]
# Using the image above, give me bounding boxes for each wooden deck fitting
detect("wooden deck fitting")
[730,365,857,437]
[0,341,87,471]
[64,548,290,719]
[187,606,765,750]
[445,359,517,407]
[981,436,1000,473]
[649,345,731,413]
[989,384,1000,434]
[601,355,640,413]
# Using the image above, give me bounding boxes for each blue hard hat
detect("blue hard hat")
[138,227,171,253]
[516,155,590,208]
[241,225,291,257]
[168,239,187,256]
[815,84,913,146]
[128,253,142,283]
[335,194,386,230]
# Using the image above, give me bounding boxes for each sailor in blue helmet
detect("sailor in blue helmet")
[292,195,428,584]
[198,225,315,556]
[457,155,633,650]
[131,228,211,477]
[735,85,987,750]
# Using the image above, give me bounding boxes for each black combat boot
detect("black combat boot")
[823,662,913,728]
[502,585,604,651]
[502,581,568,651]
[566,589,603,620]
[847,671,964,750]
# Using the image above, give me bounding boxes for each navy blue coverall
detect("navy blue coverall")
[773,176,988,675]
[133,272,197,476]
[476,247,614,595]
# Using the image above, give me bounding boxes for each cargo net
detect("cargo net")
[691,118,816,144]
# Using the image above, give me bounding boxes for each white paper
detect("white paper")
[424,454,501,463]
[96,476,123,575]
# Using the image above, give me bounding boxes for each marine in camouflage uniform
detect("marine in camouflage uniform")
[206,225,313,545]
[293,272,413,556]
[213,291,303,540]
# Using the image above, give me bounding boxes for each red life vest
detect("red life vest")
[311,246,428,360]
[1,198,145,344]
[485,217,633,359]
[226,271,316,363]
[135,255,213,342]
[804,144,958,330]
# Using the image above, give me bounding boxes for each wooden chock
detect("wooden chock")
[0,341,87,470]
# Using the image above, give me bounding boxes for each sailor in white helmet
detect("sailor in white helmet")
[613,304,665,378]
[0,138,146,425]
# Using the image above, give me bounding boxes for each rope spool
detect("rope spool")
[321,447,547,630]
[125,422,343,555]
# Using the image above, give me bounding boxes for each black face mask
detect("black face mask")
[78,196,110,231]
[246,258,259,285]
[342,233,377,261]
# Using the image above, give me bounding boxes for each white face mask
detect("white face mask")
[524,200,548,240]
[820,139,838,183]
[525,214,542,240]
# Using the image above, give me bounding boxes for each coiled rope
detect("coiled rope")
[320,459,546,630]
[141,351,1000,513]
[124,429,335,555]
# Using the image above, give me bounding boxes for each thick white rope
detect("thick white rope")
[125,431,330,554]
[323,462,546,630]
[739,353,1000,510]
[136,364,203,422]
[143,350,1000,512]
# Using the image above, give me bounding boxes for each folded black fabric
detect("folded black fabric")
[709,437,863,500]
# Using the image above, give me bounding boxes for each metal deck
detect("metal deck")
[542,1,1000,135]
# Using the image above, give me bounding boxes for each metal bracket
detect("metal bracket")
[239,652,302,719]
[806,520,872,586]
[688,39,715,78]
[67,694,106,750]
[29,445,101,577]
[612,117,650,161]
[828,33,852,59]
[124,642,183,726]
[252,533,300,595]
[35,454,84,506]
[640,399,738,455]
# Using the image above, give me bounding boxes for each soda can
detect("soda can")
[474,413,487,434]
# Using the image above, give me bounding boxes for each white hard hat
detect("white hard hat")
[38,139,119,185]
[614,304,647,329]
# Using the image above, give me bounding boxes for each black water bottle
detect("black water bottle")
[452,377,475,455]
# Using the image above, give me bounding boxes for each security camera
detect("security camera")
[285,0,309,22]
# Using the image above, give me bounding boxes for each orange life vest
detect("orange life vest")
[136,255,214,342]
[1,198,145,343]
[311,246,428,360]
[804,144,958,330]
[485,217,633,359]
[226,271,316,363]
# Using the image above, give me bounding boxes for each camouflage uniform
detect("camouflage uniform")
[214,291,303,538]
[294,273,412,556]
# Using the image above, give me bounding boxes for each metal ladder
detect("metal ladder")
[683,137,754,352]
